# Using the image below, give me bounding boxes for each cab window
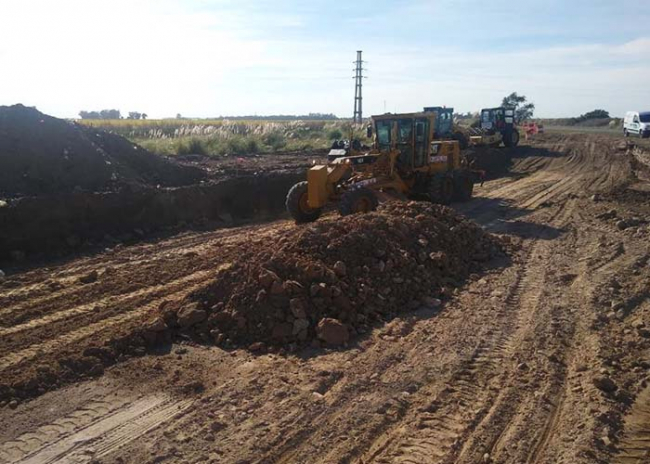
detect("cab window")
[397,119,413,143]
[376,120,391,149]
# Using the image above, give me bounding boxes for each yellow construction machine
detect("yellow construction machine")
[286,111,479,223]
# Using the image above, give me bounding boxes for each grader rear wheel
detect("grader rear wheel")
[338,187,379,216]
[286,181,322,223]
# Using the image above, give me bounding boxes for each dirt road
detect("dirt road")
[1,133,649,464]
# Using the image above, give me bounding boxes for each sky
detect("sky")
[1,0,649,119]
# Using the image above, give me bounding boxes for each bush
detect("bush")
[263,132,287,151]
[328,129,343,140]
[246,138,260,154]
[177,138,206,156]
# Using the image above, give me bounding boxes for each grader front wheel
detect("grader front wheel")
[286,181,322,223]
[338,187,379,216]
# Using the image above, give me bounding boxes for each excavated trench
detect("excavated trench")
[0,172,302,262]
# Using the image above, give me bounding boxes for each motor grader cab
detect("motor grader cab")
[286,112,477,223]
[423,106,470,149]
[469,107,520,148]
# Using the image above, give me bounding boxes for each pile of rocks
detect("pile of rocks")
[153,202,503,349]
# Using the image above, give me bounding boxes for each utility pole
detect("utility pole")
[353,51,366,124]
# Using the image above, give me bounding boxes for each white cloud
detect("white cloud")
[0,0,648,118]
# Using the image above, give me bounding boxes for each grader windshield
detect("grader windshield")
[371,115,432,169]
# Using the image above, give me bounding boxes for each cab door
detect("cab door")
[437,110,453,137]
[414,118,429,167]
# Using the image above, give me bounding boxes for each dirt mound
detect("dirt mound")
[154,202,504,349]
[0,105,203,197]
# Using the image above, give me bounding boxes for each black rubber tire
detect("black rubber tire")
[453,173,474,202]
[452,131,469,150]
[503,130,520,147]
[286,181,322,223]
[338,187,379,216]
[428,175,454,205]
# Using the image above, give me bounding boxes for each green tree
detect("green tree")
[502,92,535,122]
[580,109,609,120]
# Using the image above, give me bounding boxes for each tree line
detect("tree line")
[78,110,148,120]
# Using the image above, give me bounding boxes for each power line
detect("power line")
[353,50,367,123]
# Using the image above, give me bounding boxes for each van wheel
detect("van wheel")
[624,129,629,137]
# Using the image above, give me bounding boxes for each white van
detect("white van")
[624,111,650,138]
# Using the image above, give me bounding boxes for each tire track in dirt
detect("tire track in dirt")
[359,188,577,464]
[0,269,216,338]
[0,219,288,319]
[615,386,650,463]
[360,210,564,464]
[0,395,193,464]
[0,265,229,372]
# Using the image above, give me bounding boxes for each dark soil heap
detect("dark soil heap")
[154,202,504,349]
[0,104,204,197]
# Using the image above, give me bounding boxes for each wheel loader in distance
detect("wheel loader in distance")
[285,111,479,223]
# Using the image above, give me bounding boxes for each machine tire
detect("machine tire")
[428,175,454,205]
[286,181,322,223]
[338,187,379,216]
[452,131,469,150]
[504,129,520,147]
[453,173,474,202]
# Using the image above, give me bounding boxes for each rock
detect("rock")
[616,220,629,230]
[258,269,280,288]
[292,318,309,335]
[78,270,99,285]
[144,317,167,332]
[272,322,293,339]
[0,199,7,208]
[593,376,618,393]
[333,261,347,277]
[9,400,18,409]
[591,194,600,202]
[177,303,207,328]
[289,298,307,319]
[270,280,285,296]
[316,318,349,346]
[305,264,325,280]
[0,270,5,282]
[420,296,442,308]
[248,342,265,352]
[283,280,303,294]
[210,421,225,432]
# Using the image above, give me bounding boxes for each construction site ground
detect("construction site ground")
[1,132,650,464]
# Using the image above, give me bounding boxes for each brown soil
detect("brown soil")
[0,105,203,198]
[1,132,650,464]
[165,202,504,349]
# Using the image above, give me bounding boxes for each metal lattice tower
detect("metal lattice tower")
[353,51,366,123]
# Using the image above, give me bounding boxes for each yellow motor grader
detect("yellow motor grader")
[286,111,479,223]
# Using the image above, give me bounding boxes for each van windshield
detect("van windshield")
[640,114,650,123]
